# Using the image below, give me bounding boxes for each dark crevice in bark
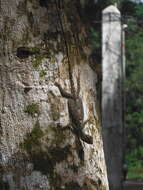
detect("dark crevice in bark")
[16,47,33,59]
[54,0,76,95]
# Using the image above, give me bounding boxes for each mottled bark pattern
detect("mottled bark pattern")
[0,0,108,189]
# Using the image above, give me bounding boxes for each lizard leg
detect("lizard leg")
[55,82,75,99]
[71,124,93,144]
[75,136,84,162]
[80,132,93,144]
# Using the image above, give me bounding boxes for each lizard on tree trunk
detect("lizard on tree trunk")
[54,80,93,145]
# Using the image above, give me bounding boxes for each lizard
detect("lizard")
[53,0,88,142]
[54,78,93,145]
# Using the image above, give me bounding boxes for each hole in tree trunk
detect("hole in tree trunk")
[16,47,34,59]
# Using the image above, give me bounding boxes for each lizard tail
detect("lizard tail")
[75,137,84,162]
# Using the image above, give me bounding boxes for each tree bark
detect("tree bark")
[0,0,108,189]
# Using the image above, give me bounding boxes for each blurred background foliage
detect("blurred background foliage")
[124,1,143,178]
[83,0,143,178]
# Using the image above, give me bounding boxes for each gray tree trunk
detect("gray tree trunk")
[0,0,108,189]
[102,5,123,190]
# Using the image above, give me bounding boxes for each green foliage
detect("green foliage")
[32,54,44,67]
[121,0,137,15]
[136,4,143,18]
[126,153,143,179]
[123,0,143,179]
[30,47,40,54]
[24,103,40,116]
[20,121,44,152]
[89,28,101,50]
[39,70,47,77]
[128,170,143,179]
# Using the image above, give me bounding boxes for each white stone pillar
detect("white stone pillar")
[102,5,123,190]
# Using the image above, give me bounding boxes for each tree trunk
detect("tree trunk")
[0,0,108,189]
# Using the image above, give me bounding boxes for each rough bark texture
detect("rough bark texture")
[0,0,108,189]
